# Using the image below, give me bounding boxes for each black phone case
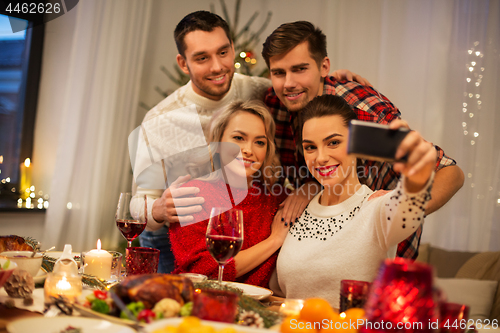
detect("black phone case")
[347,120,409,162]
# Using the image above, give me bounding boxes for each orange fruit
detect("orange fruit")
[300,298,336,324]
[281,315,300,333]
[281,316,318,333]
[320,311,348,333]
[324,308,365,333]
[344,308,365,322]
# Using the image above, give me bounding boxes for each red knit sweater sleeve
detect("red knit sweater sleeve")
[169,180,238,281]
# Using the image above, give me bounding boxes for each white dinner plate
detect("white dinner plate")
[223,281,273,300]
[145,317,269,333]
[7,317,135,333]
[33,268,47,284]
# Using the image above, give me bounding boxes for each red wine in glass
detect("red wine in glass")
[206,208,244,284]
[116,219,147,247]
[206,235,243,264]
[116,193,147,248]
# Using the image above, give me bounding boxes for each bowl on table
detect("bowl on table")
[0,258,18,288]
[0,251,43,277]
[179,273,208,283]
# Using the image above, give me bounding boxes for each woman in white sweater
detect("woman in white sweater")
[276,95,437,307]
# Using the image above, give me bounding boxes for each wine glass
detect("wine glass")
[116,192,147,248]
[206,207,244,285]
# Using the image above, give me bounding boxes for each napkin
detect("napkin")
[0,288,46,313]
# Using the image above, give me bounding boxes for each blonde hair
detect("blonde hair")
[209,100,280,191]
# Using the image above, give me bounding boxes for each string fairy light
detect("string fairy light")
[463,42,486,194]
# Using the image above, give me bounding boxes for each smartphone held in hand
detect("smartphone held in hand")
[347,120,409,162]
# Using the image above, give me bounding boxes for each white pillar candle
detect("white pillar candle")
[84,239,112,280]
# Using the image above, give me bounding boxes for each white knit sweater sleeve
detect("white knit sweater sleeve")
[130,86,191,226]
[234,74,271,101]
[372,173,435,248]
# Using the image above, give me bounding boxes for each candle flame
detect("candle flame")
[97,239,102,250]
[24,158,30,167]
[55,276,71,291]
[340,312,346,319]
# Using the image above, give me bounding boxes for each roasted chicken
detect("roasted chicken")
[113,274,194,309]
[0,235,38,253]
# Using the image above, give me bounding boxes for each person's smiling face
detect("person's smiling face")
[269,41,330,112]
[220,111,268,184]
[177,27,235,101]
[302,115,357,189]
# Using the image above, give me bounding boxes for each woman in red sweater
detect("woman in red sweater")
[169,100,288,288]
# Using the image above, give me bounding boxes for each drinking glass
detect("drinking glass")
[339,279,371,312]
[125,247,160,275]
[191,289,240,323]
[116,192,147,248]
[206,207,243,284]
[439,302,470,333]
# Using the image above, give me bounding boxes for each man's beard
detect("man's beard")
[189,68,234,99]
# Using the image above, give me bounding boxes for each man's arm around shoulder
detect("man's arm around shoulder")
[426,164,464,214]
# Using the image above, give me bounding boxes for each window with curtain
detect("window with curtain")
[0,13,44,209]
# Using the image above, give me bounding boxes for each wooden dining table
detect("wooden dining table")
[0,303,43,333]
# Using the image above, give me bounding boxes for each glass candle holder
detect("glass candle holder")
[109,251,123,282]
[360,258,439,333]
[439,302,470,333]
[191,289,239,323]
[279,299,305,317]
[339,280,371,312]
[44,273,82,304]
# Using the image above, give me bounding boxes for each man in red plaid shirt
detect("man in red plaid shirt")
[261,21,464,259]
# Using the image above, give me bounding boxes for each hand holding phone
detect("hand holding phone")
[347,120,410,162]
[349,119,437,191]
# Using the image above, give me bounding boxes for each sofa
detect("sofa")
[416,243,500,321]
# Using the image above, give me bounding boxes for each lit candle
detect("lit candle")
[44,274,82,303]
[19,158,31,199]
[279,299,305,316]
[83,239,112,280]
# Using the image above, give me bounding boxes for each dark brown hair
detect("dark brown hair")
[262,21,327,68]
[174,11,231,57]
[299,95,357,150]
